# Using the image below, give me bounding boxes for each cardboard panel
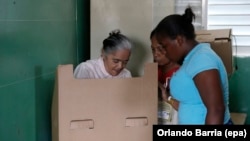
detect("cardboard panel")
[52,63,158,141]
[196,29,233,75]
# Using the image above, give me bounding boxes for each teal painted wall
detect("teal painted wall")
[229,56,250,124]
[0,0,89,141]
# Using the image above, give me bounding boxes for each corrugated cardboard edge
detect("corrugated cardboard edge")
[52,64,74,141]
[196,29,231,42]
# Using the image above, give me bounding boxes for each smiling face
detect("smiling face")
[102,49,131,76]
[151,35,171,66]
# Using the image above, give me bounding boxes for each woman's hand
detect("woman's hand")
[158,81,179,111]
[158,82,169,101]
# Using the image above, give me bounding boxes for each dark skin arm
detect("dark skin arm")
[194,69,225,125]
[158,82,179,111]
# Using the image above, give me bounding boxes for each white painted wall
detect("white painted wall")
[91,0,174,76]
[153,0,175,28]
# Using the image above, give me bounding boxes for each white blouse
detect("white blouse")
[74,57,131,79]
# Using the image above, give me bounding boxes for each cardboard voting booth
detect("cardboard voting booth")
[52,63,158,141]
[196,29,233,75]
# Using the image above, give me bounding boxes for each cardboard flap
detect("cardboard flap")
[196,29,231,42]
[70,119,94,129]
[52,63,158,141]
[125,117,148,127]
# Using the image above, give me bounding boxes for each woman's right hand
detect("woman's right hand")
[158,82,169,101]
[158,81,179,111]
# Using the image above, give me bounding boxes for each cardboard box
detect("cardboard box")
[230,112,247,125]
[195,29,233,75]
[52,63,158,141]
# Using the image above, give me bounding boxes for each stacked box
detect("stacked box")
[196,29,233,75]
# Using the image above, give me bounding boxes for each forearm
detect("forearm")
[166,96,179,111]
[158,82,179,110]
[205,108,225,124]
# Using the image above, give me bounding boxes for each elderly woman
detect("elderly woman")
[74,29,133,79]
